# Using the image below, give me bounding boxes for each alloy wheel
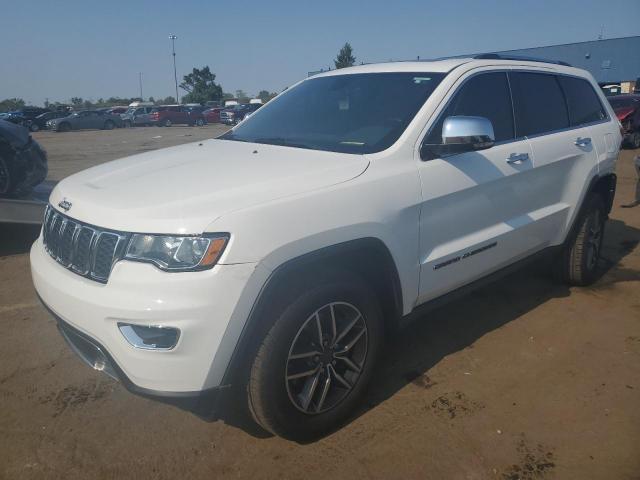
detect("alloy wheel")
[285,302,368,414]
[586,209,603,271]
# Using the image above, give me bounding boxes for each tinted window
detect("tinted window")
[558,76,606,126]
[510,72,569,136]
[608,97,638,109]
[222,72,446,154]
[426,72,515,145]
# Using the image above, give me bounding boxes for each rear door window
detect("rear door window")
[558,76,607,126]
[509,72,569,137]
[426,72,515,145]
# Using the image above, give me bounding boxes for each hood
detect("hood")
[615,106,634,122]
[49,139,369,234]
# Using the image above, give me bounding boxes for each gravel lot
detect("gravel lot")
[1,126,639,479]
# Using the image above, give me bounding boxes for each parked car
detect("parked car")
[0,119,47,197]
[47,110,123,132]
[30,111,72,132]
[33,56,620,440]
[3,112,28,127]
[106,106,129,115]
[220,103,262,125]
[149,105,205,127]
[203,107,224,123]
[608,94,640,148]
[121,106,155,127]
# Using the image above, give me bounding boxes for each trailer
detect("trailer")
[0,180,55,225]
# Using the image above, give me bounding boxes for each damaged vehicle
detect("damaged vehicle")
[0,119,48,197]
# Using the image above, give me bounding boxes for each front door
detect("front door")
[416,71,541,304]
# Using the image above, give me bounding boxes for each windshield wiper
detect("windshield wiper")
[252,137,313,150]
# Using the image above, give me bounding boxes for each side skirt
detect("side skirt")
[398,245,562,329]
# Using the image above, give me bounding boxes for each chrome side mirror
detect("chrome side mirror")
[442,116,495,150]
[422,115,495,160]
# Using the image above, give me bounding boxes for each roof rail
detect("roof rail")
[474,53,572,67]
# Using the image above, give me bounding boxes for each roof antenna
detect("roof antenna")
[598,24,604,40]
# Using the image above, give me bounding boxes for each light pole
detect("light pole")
[169,34,179,103]
[139,72,143,100]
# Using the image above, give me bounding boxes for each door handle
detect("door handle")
[575,137,592,147]
[507,153,529,164]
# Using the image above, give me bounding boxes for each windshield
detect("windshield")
[221,72,445,154]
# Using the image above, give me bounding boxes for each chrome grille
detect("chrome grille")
[42,205,129,283]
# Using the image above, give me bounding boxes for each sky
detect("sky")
[1,0,639,106]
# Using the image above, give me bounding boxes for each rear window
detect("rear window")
[608,97,639,109]
[510,72,569,137]
[558,76,607,126]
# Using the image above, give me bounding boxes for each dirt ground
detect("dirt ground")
[0,127,639,480]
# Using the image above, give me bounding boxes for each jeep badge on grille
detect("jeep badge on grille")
[58,199,72,211]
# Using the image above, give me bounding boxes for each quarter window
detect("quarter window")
[558,76,607,126]
[425,72,515,146]
[510,72,569,136]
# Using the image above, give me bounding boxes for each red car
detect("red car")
[203,107,224,123]
[608,95,640,148]
[149,105,206,127]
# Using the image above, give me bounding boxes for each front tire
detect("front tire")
[247,269,383,440]
[195,118,204,127]
[29,123,40,132]
[103,120,115,130]
[0,156,14,195]
[556,194,606,286]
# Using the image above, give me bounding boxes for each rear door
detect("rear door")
[558,75,618,180]
[416,70,538,304]
[509,71,600,247]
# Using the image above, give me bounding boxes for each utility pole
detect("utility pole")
[169,34,179,103]
[139,72,143,100]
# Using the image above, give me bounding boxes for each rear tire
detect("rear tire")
[247,269,383,441]
[57,122,71,132]
[104,120,115,130]
[195,118,204,127]
[29,123,40,132]
[555,194,606,286]
[163,119,172,127]
[630,131,640,150]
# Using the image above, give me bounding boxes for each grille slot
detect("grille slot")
[42,205,128,283]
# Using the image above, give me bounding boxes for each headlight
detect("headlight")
[125,233,229,271]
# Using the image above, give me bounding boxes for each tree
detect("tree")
[70,97,84,107]
[257,90,277,103]
[179,66,223,104]
[148,96,155,104]
[0,98,26,112]
[334,42,356,69]
[161,96,176,105]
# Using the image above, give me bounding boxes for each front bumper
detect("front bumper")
[42,299,227,417]
[31,236,258,393]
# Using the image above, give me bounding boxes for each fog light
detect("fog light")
[118,323,180,350]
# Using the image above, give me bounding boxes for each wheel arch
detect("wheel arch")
[220,237,403,387]
[560,172,617,248]
[588,172,617,216]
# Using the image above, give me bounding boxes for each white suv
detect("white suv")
[31,55,621,439]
